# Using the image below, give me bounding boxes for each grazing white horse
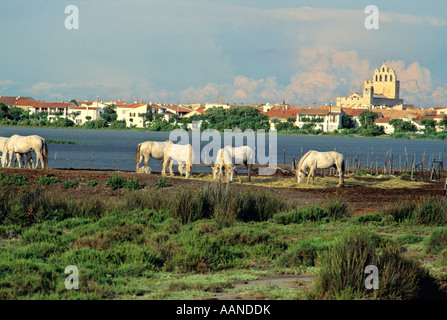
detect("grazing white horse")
[135,140,172,173]
[212,145,255,182]
[162,143,194,179]
[2,134,48,169]
[296,150,345,187]
[212,146,236,182]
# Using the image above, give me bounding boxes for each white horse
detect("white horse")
[212,145,255,182]
[2,134,48,169]
[212,146,236,182]
[135,140,172,173]
[162,143,194,179]
[1,136,34,168]
[296,150,345,187]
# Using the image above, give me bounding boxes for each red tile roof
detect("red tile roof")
[33,102,75,109]
[374,117,391,124]
[70,106,99,110]
[261,107,302,119]
[0,96,34,106]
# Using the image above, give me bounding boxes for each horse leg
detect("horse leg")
[169,160,174,177]
[27,152,34,169]
[337,165,344,187]
[306,167,312,184]
[161,158,167,176]
[8,152,14,168]
[34,151,43,169]
[15,153,22,168]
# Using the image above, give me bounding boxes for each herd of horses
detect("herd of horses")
[135,140,345,187]
[0,135,345,187]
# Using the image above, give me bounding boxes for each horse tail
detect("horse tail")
[188,144,193,166]
[135,144,141,164]
[42,139,48,168]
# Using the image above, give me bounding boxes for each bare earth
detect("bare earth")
[1,167,443,215]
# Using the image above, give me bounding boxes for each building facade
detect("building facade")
[336,63,404,109]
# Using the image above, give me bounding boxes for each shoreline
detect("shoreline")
[1,124,447,142]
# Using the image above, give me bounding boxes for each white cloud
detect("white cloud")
[171,47,447,107]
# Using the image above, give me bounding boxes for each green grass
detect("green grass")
[0,184,446,300]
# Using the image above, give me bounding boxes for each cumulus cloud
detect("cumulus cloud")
[173,47,447,107]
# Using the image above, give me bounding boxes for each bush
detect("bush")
[62,179,76,189]
[413,197,447,226]
[155,177,171,189]
[275,240,328,267]
[325,198,352,219]
[272,205,328,224]
[87,180,98,187]
[0,173,28,186]
[425,228,447,254]
[379,200,416,223]
[399,172,411,180]
[106,173,125,190]
[124,177,143,190]
[38,175,59,186]
[313,228,433,300]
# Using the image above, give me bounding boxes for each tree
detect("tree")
[0,102,8,119]
[438,115,447,131]
[357,110,384,136]
[101,105,117,122]
[421,118,436,134]
[388,119,417,133]
[8,106,27,121]
[358,110,378,127]
[341,114,355,129]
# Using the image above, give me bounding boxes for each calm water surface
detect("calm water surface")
[0,127,445,172]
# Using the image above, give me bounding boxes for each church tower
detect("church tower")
[369,62,400,99]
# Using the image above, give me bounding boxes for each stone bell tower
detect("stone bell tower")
[368,62,400,99]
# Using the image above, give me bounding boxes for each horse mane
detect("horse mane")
[296,150,314,171]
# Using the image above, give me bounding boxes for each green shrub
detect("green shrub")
[124,177,143,190]
[413,197,447,226]
[62,179,76,189]
[38,175,59,186]
[155,177,171,189]
[275,240,328,267]
[87,180,98,187]
[396,234,424,245]
[106,173,125,190]
[272,205,328,224]
[399,172,411,180]
[425,228,447,254]
[379,200,416,223]
[325,198,352,219]
[313,228,433,300]
[0,173,28,186]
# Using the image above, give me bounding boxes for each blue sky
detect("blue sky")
[1,0,447,107]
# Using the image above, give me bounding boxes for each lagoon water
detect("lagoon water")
[0,127,446,173]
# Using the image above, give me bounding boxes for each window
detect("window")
[384,75,387,81]
[390,75,393,81]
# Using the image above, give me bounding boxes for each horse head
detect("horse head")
[225,164,235,183]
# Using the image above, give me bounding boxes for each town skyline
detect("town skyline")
[1,1,447,108]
